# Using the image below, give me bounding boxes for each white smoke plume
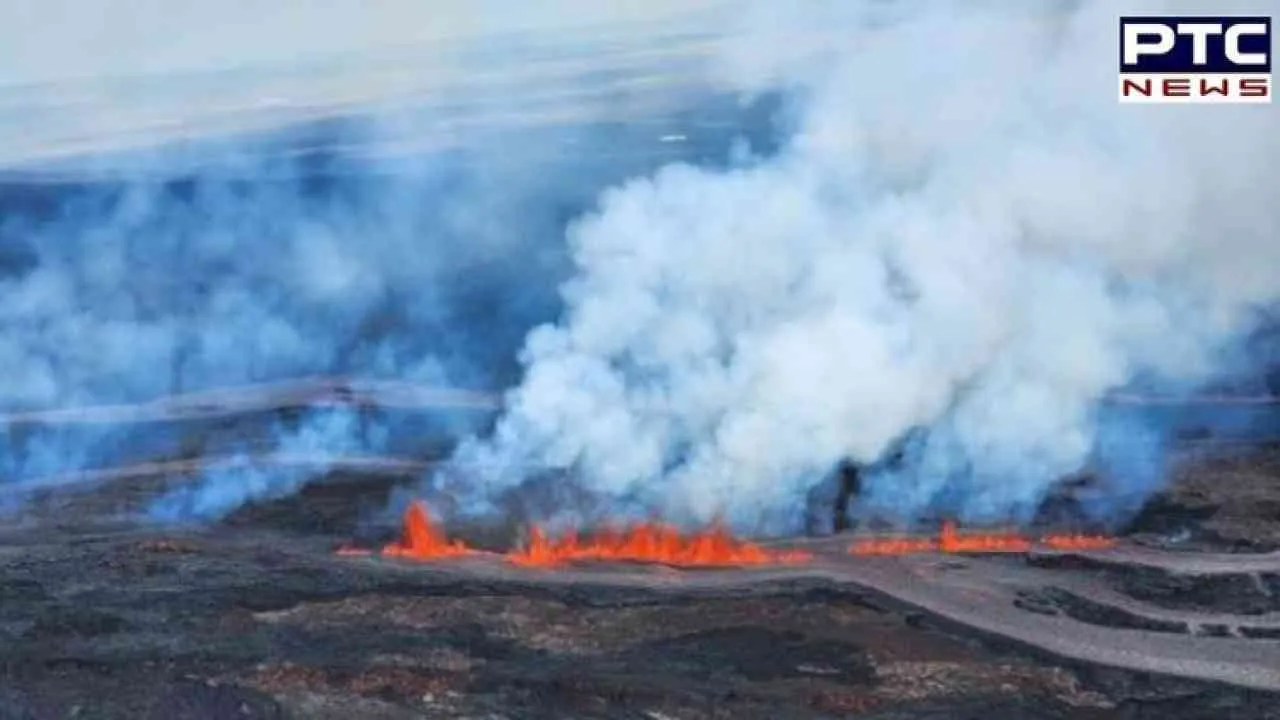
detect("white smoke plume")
[451,0,1280,529]
[0,1,748,515]
[147,408,382,521]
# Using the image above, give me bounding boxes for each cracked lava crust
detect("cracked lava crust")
[2,388,1280,719]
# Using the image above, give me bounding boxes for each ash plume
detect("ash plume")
[449,0,1280,530]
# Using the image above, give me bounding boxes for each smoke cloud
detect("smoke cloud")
[448,0,1280,530]
[0,4,780,519]
[3,1,1276,530]
[146,407,380,521]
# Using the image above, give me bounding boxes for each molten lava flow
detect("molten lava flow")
[1039,533,1117,551]
[507,521,812,568]
[848,536,940,556]
[335,500,810,569]
[379,500,474,559]
[849,521,1116,556]
[938,521,1033,553]
[339,501,1117,565]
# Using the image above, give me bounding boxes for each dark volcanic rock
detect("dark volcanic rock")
[626,627,876,684]
[1028,555,1280,616]
[0,688,35,720]
[0,532,1274,719]
[1125,494,1217,537]
[1122,448,1280,553]
[5,439,1280,719]
[1014,590,1063,617]
[0,580,47,603]
[1240,626,1280,640]
[221,471,408,538]
[1113,569,1280,616]
[1197,624,1234,638]
[1264,573,1280,598]
[1040,588,1189,634]
[22,606,128,639]
[1080,670,1280,720]
[148,681,285,720]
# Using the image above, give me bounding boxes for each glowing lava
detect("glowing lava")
[938,521,1033,553]
[341,502,1112,566]
[507,522,813,568]
[849,521,1116,556]
[379,500,474,559]
[335,500,810,568]
[1039,533,1118,551]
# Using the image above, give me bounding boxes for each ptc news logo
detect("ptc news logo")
[1119,16,1272,103]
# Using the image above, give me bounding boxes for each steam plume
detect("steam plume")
[0,6,771,519]
[3,1,1276,529]
[146,408,379,521]
[450,0,1280,530]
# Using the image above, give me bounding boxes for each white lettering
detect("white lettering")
[1225,23,1269,66]
[1175,23,1222,65]
[1124,23,1176,65]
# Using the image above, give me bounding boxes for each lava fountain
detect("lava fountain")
[506,521,813,568]
[338,502,1115,567]
[338,500,476,560]
[337,500,812,568]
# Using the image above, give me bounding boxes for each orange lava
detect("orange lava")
[1040,533,1118,551]
[378,500,474,559]
[335,500,810,568]
[939,521,1033,553]
[848,536,941,555]
[850,521,1116,556]
[341,501,1115,566]
[507,521,813,568]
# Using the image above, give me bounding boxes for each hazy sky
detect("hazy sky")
[0,0,738,167]
[0,0,727,86]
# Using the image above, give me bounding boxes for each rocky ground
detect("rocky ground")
[1126,442,1280,553]
[1,523,1277,720]
[1,414,1279,718]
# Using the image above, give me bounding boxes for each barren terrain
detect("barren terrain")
[0,385,1276,719]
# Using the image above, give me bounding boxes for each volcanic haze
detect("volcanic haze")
[449,0,1280,530]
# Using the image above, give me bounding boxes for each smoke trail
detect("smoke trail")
[0,8,786,518]
[146,407,378,522]
[450,0,1280,530]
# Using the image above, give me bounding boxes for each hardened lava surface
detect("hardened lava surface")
[1,524,1275,720]
[1,438,1280,718]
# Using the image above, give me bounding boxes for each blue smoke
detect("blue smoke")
[145,407,378,521]
[5,6,1275,533]
[0,46,789,521]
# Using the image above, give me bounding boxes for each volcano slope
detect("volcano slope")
[2,385,1280,719]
